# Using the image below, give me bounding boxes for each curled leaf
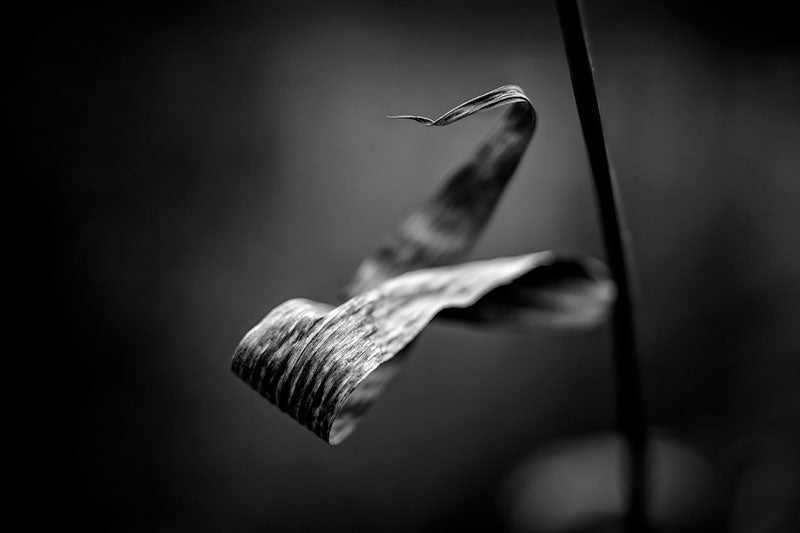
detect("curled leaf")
[233,253,614,444]
[347,85,536,295]
[233,86,616,444]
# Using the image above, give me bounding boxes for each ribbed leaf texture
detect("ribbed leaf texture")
[232,86,616,444]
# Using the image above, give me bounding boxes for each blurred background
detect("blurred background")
[23,0,799,531]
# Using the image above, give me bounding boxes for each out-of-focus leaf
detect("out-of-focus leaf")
[501,433,717,532]
[232,86,616,444]
[438,253,613,330]
[727,432,800,533]
[233,253,614,444]
[346,85,536,296]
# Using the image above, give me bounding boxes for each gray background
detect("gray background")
[26,1,800,531]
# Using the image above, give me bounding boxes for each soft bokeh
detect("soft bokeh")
[26,1,799,531]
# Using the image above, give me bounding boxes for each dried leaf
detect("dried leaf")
[233,253,614,444]
[232,86,616,444]
[347,85,536,295]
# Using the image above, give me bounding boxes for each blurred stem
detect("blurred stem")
[555,1,650,531]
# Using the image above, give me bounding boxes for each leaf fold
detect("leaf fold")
[232,86,616,444]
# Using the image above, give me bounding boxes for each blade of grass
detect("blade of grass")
[233,252,614,444]
[347,85,535,297]
[554,1,650,531]
[233,86,616,445]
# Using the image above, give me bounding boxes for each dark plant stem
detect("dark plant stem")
[555,1,650,531]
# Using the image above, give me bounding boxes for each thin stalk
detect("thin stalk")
[555,1,650,531]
